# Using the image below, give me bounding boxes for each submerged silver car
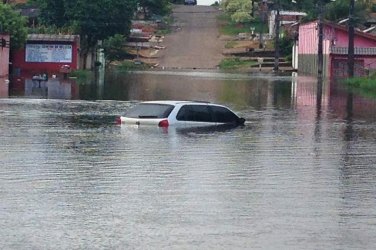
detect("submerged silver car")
[117,101,245,128]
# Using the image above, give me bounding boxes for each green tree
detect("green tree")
[324,0,368,24]
[281,0,371,24]
[33,0,138,68]
[138,0,171,18]
[102,34,129,66]
[221,0,253,23]
[0,3,27,49]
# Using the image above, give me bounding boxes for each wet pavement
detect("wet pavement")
[1,71,376,249]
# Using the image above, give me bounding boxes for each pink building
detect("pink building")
[298,20,376,78]
[0,33,10,97]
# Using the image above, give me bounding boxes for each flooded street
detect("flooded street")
[1,71,376,249]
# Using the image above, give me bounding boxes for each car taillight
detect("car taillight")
[115,116,122,125]
[158,119,169,127]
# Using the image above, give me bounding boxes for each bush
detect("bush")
[116,60,149,73]
[102,34,129,66]
[345,77,376,98]
[218,14,252,36]
[278,36,293,57]
[219,57,256,70]
[68,70,92,84]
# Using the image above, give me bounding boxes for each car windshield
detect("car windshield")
[124,103,174,119]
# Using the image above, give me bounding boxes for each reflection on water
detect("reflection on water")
[24,79,77,99]
[1,71,376,249]
[0,77,9,98]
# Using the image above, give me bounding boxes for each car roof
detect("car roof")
[140,100,212,106]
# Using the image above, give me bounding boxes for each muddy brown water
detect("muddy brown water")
[1,71,376,249]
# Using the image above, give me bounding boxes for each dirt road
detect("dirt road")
[158,5,225,70]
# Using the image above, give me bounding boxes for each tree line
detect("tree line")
[222,0,374,25]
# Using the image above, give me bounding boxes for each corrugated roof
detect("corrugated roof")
[270,10,307,16]
[323,21,376,42]
[301,20,376,42]
[27,34,78,42]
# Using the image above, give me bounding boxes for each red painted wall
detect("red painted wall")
[12,36,79,77]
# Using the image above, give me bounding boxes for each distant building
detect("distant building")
[298,20,376,78]
[269,10,307,37]
[12,34,80,78]
[18,6,40,28]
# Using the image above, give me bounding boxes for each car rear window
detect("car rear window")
[125,103,174,118]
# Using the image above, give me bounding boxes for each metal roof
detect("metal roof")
[27,34,78,42]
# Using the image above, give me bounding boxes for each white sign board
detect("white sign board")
[25,44,72,63]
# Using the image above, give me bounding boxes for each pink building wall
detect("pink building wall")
[298,22,319,55]
[333,28,376,47]
[298,20,376,77]
[0,33,10,78]
[299,21,376,54]
[0,33,10,97]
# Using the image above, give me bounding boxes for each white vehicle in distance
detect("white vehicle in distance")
[117,101,245,128]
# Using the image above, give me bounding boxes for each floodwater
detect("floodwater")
[1,71,376,249]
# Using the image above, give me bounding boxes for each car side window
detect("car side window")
[176,105,213,122]
[211,106,238,123]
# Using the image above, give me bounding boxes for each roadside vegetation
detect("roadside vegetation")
[68,69,92,85]
[218,13,266,36]
[0,3,27,49]
[116,61,150,72]
[218,57,257,70]
[344,73,376,97]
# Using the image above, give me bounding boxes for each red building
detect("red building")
[12,34,80,78]
[298,20,376,78]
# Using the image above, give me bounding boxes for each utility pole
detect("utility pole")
[317,0,324,108]
[317,0,323,81]
[259,1,267,49]
[273,2,280,72]
[348,0,355,78]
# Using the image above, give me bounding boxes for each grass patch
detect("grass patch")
[218,14,268,36]
[116,60,150,73]
[218,14,250,36]
[219,57,257,70]
[344,76,376,98]
[68,70,92,84]
[225,41,237,49]
[154,15,174,36]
